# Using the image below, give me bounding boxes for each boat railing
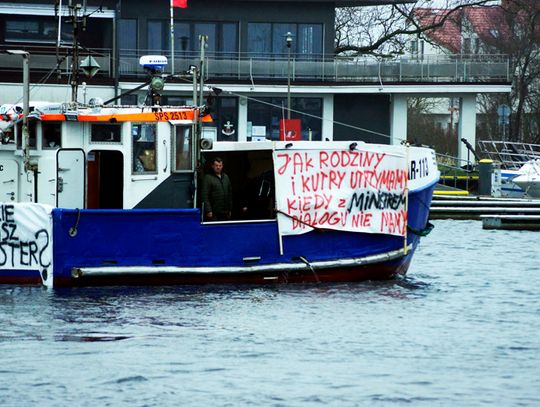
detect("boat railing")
[436,152,476,192]
[477,140,540,169]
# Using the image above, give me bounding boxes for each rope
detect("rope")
[68,208,81,237]
[407,221,434,237]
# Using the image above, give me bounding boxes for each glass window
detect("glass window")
[298,24,322,57]
[16,121,36,149]
[221,24,238,57]
[247,23,271,57]
[247,23,323,59]
[194,23,216,56]
[119,19,137,51]
[247,97,322,141]
[5,18,68,43]
[273,24,295,56]
[463,38,471,55]
[174,22,191,55]
[132,123,157,173]
[91,124,122,143]
[121,94,138,105]
[148,20,166,52]
[42,122,61,149]
[174,126,193,171]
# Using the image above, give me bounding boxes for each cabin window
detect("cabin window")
[42,122,61,149]
[16,121,36,149]
[173,126,193,171]
[90,124,122,143]
[132,123,157,173]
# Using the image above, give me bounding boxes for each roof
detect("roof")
[413,6,509,54]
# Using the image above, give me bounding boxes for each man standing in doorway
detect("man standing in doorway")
[201,157,233,221]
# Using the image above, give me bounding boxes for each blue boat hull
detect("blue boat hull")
[47,184,435,287]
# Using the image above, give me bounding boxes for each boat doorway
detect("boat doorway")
[87,150,123,209]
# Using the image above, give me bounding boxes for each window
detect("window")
[91,124,122,143]
[463,38,471,55]
[121,94,138,105]
[247,23,271,56]
[118,19,137,51]
[173,126,193,171]
[5,17,71,44]
[298,24,322,57]
[148,20,167,52]
[247,97,322,141]
[148,21,238,57]
[42,122,61,149]
[132,123,157,173]
[410,40,418,56]
[16,121,36,149]
[247,23,323,59]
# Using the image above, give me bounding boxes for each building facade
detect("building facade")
[0,0,511,158]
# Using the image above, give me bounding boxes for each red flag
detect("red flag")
[172,0,187,8]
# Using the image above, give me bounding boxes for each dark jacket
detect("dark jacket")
[201,173,233,218]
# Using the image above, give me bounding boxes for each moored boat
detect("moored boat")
[0,57,439,287]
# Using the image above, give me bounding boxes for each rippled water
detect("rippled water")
[1,220,539,406]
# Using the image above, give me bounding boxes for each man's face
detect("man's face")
[212,161,223,175]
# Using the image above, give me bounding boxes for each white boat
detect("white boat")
[511,159,540,198]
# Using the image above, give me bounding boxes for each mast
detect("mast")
[67,0,86,104]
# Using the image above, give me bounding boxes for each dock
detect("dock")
[429,194,540,230]
[480,215,540,230]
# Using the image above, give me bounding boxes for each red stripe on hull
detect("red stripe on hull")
[0,276,42,285]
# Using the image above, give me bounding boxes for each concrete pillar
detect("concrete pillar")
[457,94,477,165]
[390,94,407,145]
[322,95,334,140]
[237,96,248,142]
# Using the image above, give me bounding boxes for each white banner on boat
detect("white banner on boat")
[0,203,53,281]
[273,144,408,236]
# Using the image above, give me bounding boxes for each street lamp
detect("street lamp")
[285,31,293,120]
[6,50,31,171]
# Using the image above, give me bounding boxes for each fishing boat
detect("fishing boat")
[0,57,439,288]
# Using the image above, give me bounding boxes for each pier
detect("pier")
[429,195,540,230]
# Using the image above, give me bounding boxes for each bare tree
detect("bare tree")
[498,0,540,142]
[335,0,497,57]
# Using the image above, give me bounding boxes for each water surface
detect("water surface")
[1,220,539,406]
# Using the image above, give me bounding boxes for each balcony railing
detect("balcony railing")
[0,46,511,84]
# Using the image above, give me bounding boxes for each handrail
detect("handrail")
[0,46,511,84]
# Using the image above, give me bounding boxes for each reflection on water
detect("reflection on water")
[0,220,539,406]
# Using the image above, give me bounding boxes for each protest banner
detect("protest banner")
[273,146,408,236]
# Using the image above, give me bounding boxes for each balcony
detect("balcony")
[0,46,511,84]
